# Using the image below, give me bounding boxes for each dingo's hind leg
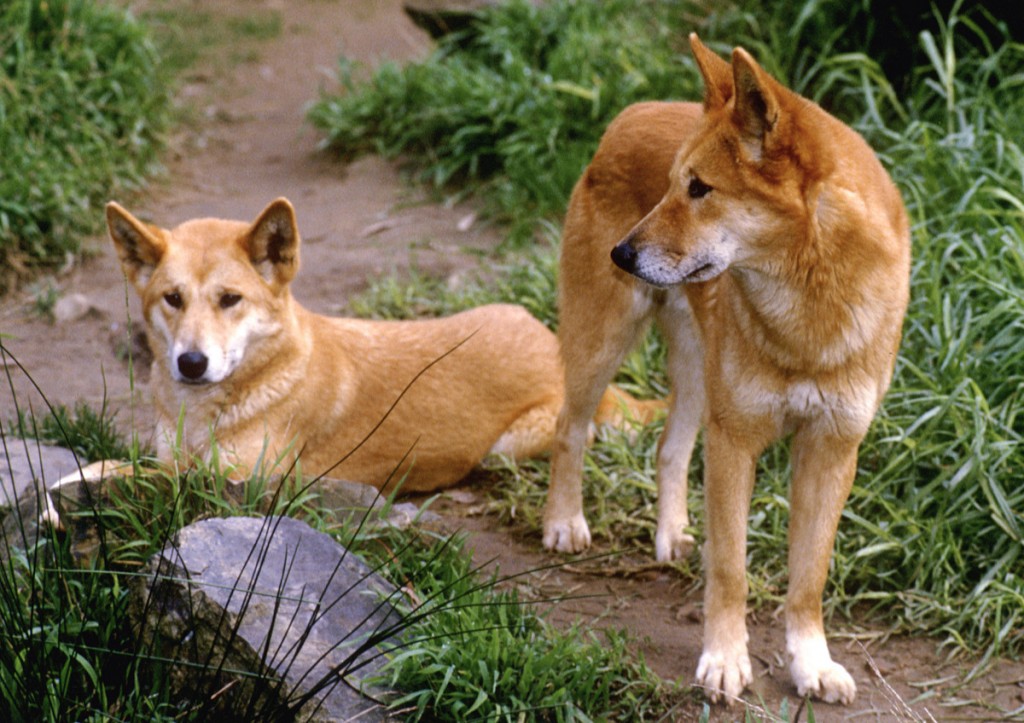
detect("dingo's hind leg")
[544,282,652,554]
[489,403,560,460]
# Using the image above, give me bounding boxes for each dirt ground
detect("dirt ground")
[2,1,1022,720]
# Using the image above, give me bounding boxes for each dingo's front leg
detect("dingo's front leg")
[653,298,703,562]
[695,420,759,703]
[543,408,593,553]
[786,426,860,704]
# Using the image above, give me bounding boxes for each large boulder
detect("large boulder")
[131,516,403,721]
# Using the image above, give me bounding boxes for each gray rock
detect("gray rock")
[316,476,440,531]
[131,516,402,721]
[0,442,82,556]
[0,441,81,508]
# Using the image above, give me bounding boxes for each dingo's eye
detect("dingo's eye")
[688,176,712,199]
[164,292,183,309]
[219,293,242,309]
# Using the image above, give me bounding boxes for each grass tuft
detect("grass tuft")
[309,0,697,244]
[0,0,171,294]
[370,530,681,721]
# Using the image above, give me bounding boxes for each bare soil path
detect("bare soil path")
[1,1,1022,720]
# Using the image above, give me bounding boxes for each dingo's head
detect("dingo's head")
[611,34,829,287]
[107,198,300,386]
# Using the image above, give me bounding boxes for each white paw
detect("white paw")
[39,493,63,530]
[542,513,592,554]
[655,528,695,562]
[791,656,856,704]
[789,633,856,704]
[696,648,753,704]
[38,460,133,531]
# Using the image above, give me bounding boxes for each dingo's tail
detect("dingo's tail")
[594,385,667,430]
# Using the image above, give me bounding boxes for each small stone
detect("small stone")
[456,211,476,232]
[53,293,98,323]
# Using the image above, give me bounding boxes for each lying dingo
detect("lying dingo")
[100,198,660,491]
[543,34,910,705]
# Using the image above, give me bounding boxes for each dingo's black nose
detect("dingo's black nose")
[611,242,637,272]
[177,351,209,381]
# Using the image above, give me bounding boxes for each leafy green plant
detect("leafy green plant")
[25,280,60,321]
[0,538,179,721]
[0,0,171,292]
[0,360,299,719]
[8,402,137,462]
[350,228,559,328]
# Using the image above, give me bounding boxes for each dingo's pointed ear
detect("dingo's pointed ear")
[731,47,783,159]
[246,197,300,287]
[690,34,732,110]
[106,201,166,289]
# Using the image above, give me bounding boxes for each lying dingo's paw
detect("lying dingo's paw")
[39,493,63,530]
[39,460,136,531]
[696,648,752,705]
[542,513,591,554]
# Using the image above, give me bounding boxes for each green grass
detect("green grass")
[321,0,1024,664]
[0,438,329,720]
[140,2,283,75]
[373,531,681,721]
[349,227,560,328]
[839,9,1024,660]
[7,402,136,462]
[0,0,172,294]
